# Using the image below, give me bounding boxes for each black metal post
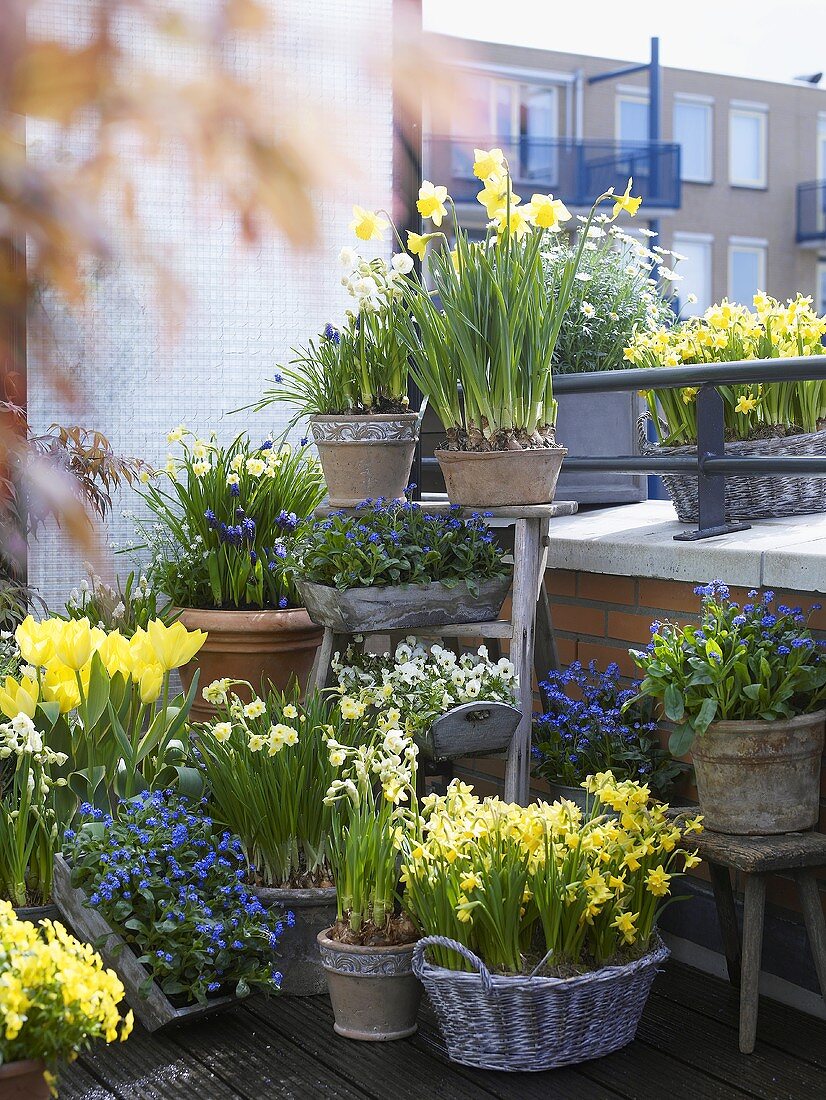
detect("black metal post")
[673,385,751,541]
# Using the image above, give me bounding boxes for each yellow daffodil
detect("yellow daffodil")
[212,721,233,743]
[489,203,531,240]
[146,619,206,672]
[524,192,571,231]
[735,393,758,415]
[243,697,266,719]
[612,910,638,944]
[406,231,434,260]
[611,178,642,219]
[0,675,39,720]
[350,205,388,241]
[416,181,449,226]
[645,866,671,896]
[472,147,505,181]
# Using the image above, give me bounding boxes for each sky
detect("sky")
[422,0,826,87]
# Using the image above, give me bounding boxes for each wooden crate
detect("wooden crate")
[52,855,238,1031]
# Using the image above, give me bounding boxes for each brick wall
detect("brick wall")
[456,568,826,953]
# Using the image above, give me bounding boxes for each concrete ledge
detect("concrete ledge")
[547,501,826,593]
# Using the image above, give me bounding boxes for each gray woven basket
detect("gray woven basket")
[638,415,826,522]
[412,934,669,1072]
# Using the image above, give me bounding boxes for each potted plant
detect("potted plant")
[404,774,702,1071]
[292,497,510,631]
[194,682,365,995]
[0,900,132,1100]
[55,791,284,1030]
[627,293,826,520]
[532,660,681,809]
[631,582,826,834]
[396,151,642,506]
[248,239,421,507]
[333,638,519,761]
[317,726,422,1040]
[545,223,677,505]
[133,429,327,717]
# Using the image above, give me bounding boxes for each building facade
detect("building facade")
[423,33,826,316]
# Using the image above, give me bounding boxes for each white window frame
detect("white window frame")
[672,231,713,315]
[729,103,768,188]
[728,237,767,302]
[673,93,713,183]
[615,87,649,144]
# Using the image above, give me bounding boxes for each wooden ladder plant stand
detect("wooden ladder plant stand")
[307,501,577,805]
[692,830,826,1054]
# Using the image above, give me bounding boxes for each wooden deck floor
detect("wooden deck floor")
[60,960,825,1099]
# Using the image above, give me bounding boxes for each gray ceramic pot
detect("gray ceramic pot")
[252,885,337,996]
[317,929,422,1041]
[310,413,419,508]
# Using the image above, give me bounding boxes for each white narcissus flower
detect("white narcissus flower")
[391,252,414,275]
[339,246,359,270]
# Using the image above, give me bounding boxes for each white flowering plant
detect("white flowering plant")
[64,565,163,635]
[333,638,517,747]
[0,711,67,906]
[252,246,415,420]
[194,681,366,888]
[544,223,678,375]
[132,428,326,610]
[323,720,420,945]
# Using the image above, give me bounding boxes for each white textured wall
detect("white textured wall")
[27,0,394,608]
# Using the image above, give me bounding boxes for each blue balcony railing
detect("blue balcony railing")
[424,136,682,212]
[796,180,826,243]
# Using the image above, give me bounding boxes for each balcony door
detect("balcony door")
[818,114,826,234]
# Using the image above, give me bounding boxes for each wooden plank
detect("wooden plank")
[692,831,826,873]
[505,518,541,804]
[52,856,236,1032]
[314,502,578,519]
[653,960,826,1070]
[246,994,497,1100]
[404,620,513,639]
[740,874,767,1054]
[796,871,826,1008]
[638,988,826,1099]
[578,1038,751,1100]
[57,1060,119,1100]
[709,862,743,987]
[168,1004,366,1099]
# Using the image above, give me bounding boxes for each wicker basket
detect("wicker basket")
[638,415,826,522]
[412,934,669,1072]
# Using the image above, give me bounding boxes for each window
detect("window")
[673,96,712,182]
[672,233,712,316]
[520,84,557,180]
[817,260,826,317]
[729,105,767,187]
[616,91,649,145]
[728,240,766,304]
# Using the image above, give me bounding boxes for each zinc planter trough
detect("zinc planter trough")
[435,445,567,508]
[310,413,420,508]
[317,930,422,1041]
[692,710,826,835]
[296,575,511,633]
[419,701,521,762]
[251,885,337,996]
[52,856,239,1031]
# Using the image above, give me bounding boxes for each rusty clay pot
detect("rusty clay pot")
[174,607,323,722]
[0,1059,49,1100]
[435,445,567,507]
[310,413,419,508]
[692,709,826,835]
[252,885,337,996]
[317,929,422,1041]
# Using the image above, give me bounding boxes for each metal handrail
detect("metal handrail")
[552,355,826,393]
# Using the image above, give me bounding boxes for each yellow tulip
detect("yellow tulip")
[0,675,39,720]
[54,619,95,672]
[41,666,81,714]
[14,616,55,667]
[98,630,133,679]
[129,628,155,669]
[611,177,642,219]
[138,663,164,705]
[415,181,449,226]
[147,619,206,671]
[349,205,388,242]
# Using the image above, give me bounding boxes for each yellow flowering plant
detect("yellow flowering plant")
[625,293,826,445]
[0,901,132,1072]
[397,153,642,451]
[401,772,701,974]
[323,723,420,944]
[133,429,326,610]
[8,615,206,820]
[194,682,366,888]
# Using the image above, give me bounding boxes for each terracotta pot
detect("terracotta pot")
[692,710,826,835]
[252,885,337,996]
[296,574,511,632]
[435,445,567,507]
[317,929,422,1041]
[174,607,323,721]
[310,414,419,508]
[0,1059,49,1100]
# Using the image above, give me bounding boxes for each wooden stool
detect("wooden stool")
[692,830,826,1054]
